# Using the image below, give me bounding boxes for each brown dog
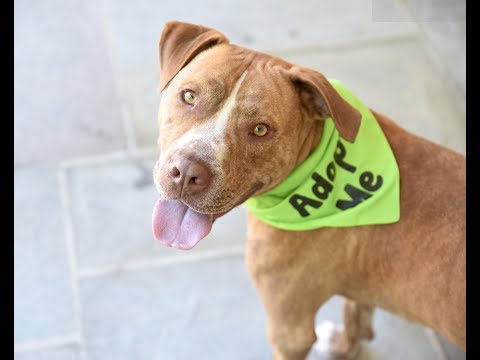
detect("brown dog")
[152,21,465,359]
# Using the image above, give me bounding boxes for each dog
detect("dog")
[152,21,465,359]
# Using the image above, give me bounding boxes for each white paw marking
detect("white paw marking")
[314,321,344,354]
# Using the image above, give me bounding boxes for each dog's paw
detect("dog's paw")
[311,321,361,360]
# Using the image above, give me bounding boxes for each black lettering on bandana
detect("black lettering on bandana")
[360,171,383,192]
[336,184,372,210]
[289,194,322,217]
[288,139,386,218]
[334,141,356,173]
[326,162,336,182]
[311,172,333,200]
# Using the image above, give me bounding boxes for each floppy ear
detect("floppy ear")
[287,66,361,142]
[158,21,229,91]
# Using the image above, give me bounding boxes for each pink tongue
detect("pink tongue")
[152,198,213,250]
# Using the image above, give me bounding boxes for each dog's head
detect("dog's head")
[152,21,360,249]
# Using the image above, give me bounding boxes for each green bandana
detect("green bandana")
[243,79,400,231]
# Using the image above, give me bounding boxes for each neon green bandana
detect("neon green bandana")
[243,79,400,231]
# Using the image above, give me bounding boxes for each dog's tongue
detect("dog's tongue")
[152,198,213,250]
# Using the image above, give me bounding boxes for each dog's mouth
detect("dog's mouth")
[152,183,263,250]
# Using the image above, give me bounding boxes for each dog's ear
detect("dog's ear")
[287,66,361,142]
[158,21,229,91]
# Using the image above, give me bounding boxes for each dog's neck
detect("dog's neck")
[243,79,401,231]
[294,117,324,169]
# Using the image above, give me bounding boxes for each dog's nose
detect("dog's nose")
[169,159,212,194]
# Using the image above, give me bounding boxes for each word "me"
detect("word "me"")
[289,141,383,217]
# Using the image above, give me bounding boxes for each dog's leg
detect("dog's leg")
[246,246,329,359]
[246,258,322,358]
[264,290,326,360]
[314,298,374,359]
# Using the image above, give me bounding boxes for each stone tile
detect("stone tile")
[435,333,465,360]
[281,38,465,154]
[80,256,270,360]
[371,0,411,22]
[68,158,248,270]
[119,65,160,148]
[14,167,76,342]
[417,21,465,97]
[402,0,466,96]
[308,296,438,359]
[14,0,126,165]
[80,260,438,360]
[15,346,79,360]
[403,0,465,22]
[365,311,438,359]
[106,0,415,69]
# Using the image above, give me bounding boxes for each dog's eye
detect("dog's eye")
[183,91,196,105]
[253,123,269,137]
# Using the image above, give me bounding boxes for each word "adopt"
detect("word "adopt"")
[289,141,383,217]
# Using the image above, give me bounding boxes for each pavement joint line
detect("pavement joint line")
[14,333,80,353]
[58,168,88,360]
[59,147,157,169]
[120,99,138,152]
[77,245,245,279]
[423,328,449,360]
[267,31,419,57]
